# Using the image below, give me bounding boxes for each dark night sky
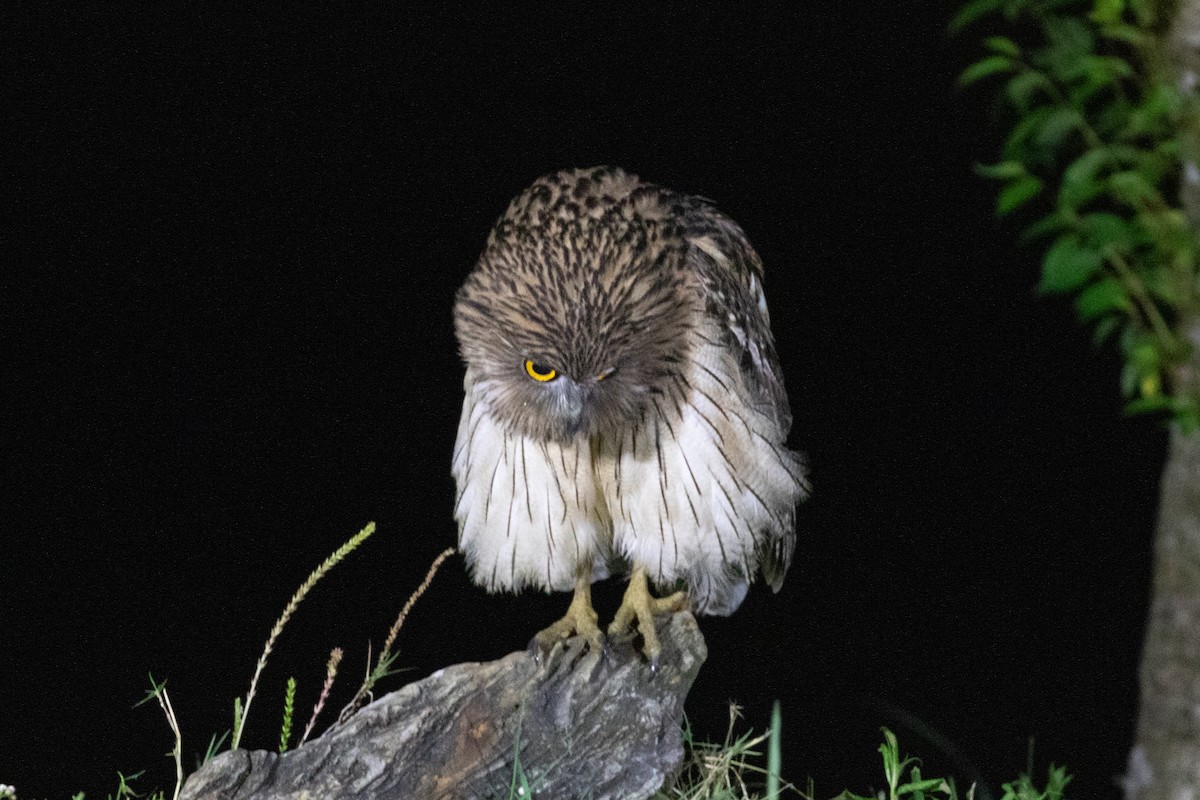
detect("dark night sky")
[5,4,1165,799]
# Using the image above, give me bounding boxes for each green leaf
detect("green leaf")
[1043,16,1097,66]
[1093,314,1122,344]
[901,778,952,795]
[1109,170,1162,207]
[1040,234,1104,293]
[1100,55,1136,87]
[1062,147,1109,182]
[1128,0,1156,26]
[1125,394,1173,415]
[1125,86,1181,139]
[1080,212,1132,251]
[1154,137,1182,159]
[1098,55,1134,80]
[998,175,1043,215]
[975,160,1028,180]
[1005,70,1055,110]
[1035,107,1084,151]
[948,0,1006,34]
[1126,334,1161,371]
[1070,56,1135,105]
[1144,265,1181,305]
[1003,106,1054,162]
[1059,146,1139,211]
[1075,277,1132,320]
[1090,0,1125,25]
[1139,206,1183,234]
[985,36,1022,57]
[1172,236,1195,274]
[1022,212,1068,243]
[1047,764,1074,797]
[1059,149,1109,211]
[1099,21,1149,46]
[1121,360,1140,397]
[959,55,1018,87]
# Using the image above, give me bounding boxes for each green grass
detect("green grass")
[651,703,792,800]
[651,710,1070,800]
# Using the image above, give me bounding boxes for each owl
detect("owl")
[452,166,808,661]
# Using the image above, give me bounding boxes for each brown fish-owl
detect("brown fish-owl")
[452,166,808,660]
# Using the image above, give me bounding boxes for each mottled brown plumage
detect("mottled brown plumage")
[452,166,807,657]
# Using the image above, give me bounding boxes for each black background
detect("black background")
[5,5,1162,799]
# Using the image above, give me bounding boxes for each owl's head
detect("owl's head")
[453,167,696,442]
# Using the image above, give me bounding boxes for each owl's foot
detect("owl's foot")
[533,576,604,655]
[608,565,688,666]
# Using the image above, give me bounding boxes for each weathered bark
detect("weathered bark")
[180,612,706,800]
[1129,421,1200,800]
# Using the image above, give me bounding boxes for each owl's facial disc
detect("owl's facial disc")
[522,359,612,438]
[453,171,696,443]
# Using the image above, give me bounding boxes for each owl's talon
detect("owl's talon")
[608,565,688,664]
[532,575,604,659]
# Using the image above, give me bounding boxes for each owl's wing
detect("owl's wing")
[679,197,793,436]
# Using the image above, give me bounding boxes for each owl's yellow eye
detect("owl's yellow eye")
[524,359,558,382]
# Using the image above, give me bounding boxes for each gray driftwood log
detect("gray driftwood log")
[180,612,707,800]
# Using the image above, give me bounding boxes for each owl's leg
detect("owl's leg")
[533,574,604,652]
[608,564,688,664]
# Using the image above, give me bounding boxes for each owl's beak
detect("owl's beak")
[561,381,587,437]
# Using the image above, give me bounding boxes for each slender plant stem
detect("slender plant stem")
[232,521,376,750]
[343,547,457,716]
[1109,250,1179,353]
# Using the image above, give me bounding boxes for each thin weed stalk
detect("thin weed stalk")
[342,546,456,716]
[231,521,376,749]
[136,675,183,800]
[301,647,344,746]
